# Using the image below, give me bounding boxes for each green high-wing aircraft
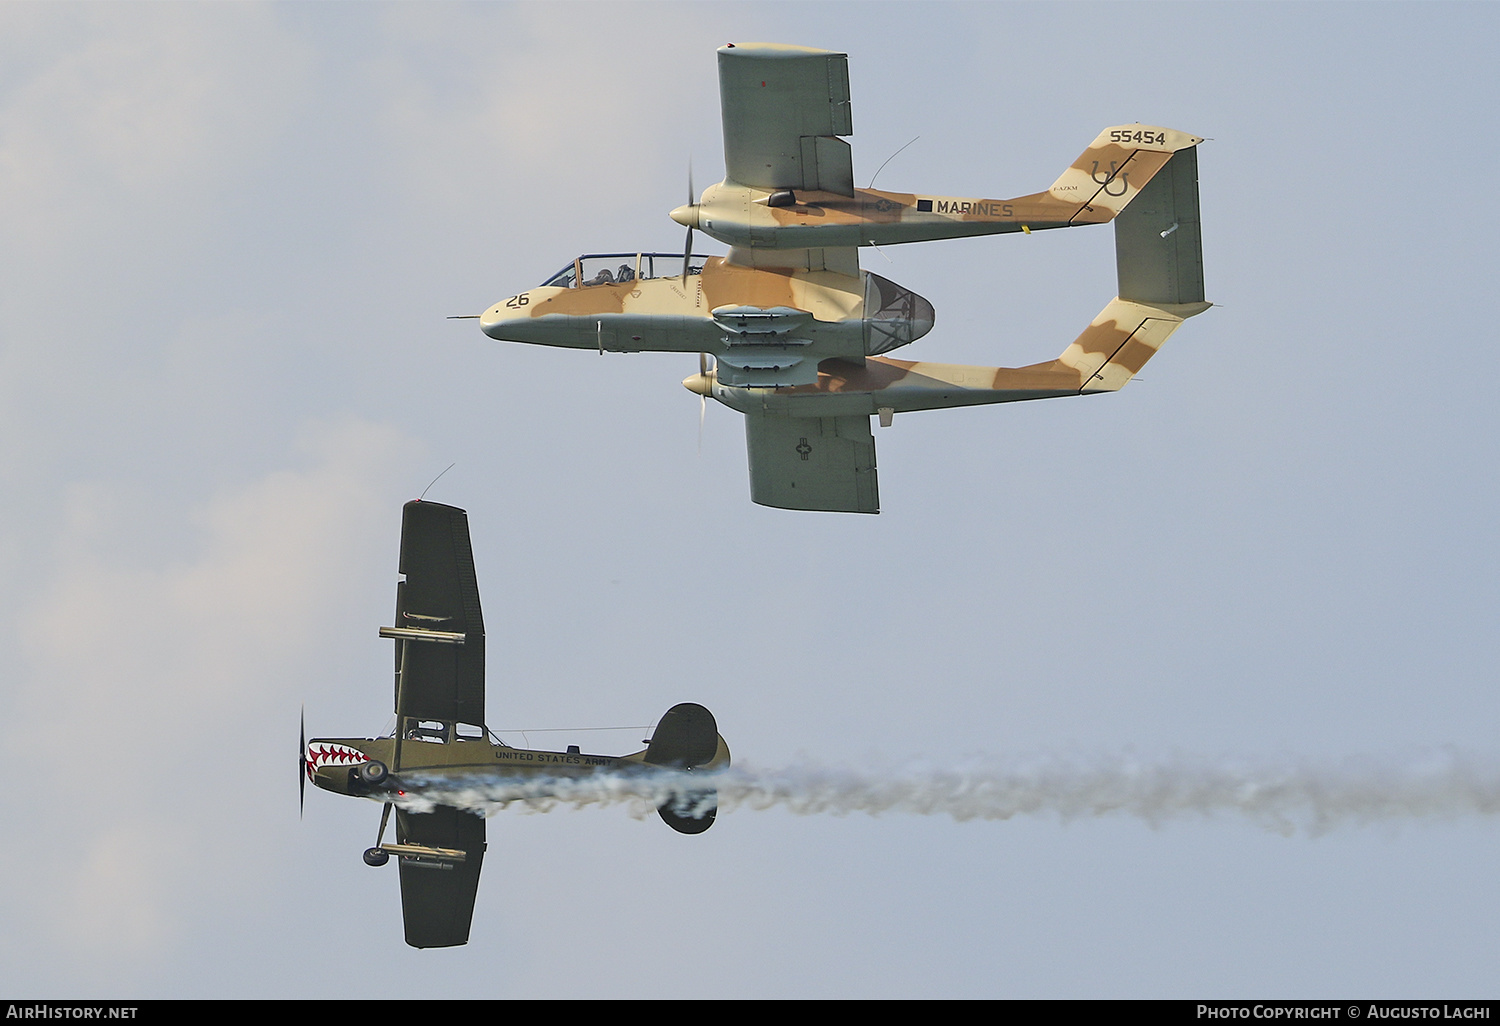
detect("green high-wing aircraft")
[477,43,1209,514]
[304,499,728,948]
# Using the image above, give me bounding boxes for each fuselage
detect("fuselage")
[480,253,933,388]
[681,182,1076,249]
[305,734,730,800]
[670,124,1204,252]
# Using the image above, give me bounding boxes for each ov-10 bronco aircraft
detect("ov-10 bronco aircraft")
[478,42,1209,514]
[303,499,729,948]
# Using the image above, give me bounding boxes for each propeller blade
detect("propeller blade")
[695,353,713,455]
[682,158,696,281]
[299,705,306,819]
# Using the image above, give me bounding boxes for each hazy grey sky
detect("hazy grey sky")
[2,2,1497,998]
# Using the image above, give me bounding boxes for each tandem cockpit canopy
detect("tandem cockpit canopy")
[541,253,710,289]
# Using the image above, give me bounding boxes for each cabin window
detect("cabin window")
[579,256,635,287]
[546,253,709,289]
[399,720,488,743]
[540,263,578,288]
[405,720,447,743]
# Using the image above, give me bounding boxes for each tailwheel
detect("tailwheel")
[363,847,390,867]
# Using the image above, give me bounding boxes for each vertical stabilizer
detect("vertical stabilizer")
[1114,146,1204,305]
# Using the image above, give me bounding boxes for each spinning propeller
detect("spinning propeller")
[669,161,700,281]
[683,352,716,454]
[671,160,715,451]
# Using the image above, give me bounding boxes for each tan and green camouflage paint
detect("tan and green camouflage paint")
[482,258,1209,410]
[682,124,1203,249]
[692,297,1213,418]
[481,255,869,356]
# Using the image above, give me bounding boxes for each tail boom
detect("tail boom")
[697,124,1203,250]
[709,297,1208,419]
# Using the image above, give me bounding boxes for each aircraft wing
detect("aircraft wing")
[718,42,855,196]
[392,500,486,726]
[395,806,486,948]
[745,411,879,513]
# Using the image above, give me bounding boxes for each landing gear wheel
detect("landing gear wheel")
[363,847,389,867]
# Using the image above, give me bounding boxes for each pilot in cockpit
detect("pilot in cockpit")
[583,263,638,286]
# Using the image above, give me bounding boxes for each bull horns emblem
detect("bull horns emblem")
[1090,161,1129,197]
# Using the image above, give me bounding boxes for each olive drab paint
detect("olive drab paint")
[306,500,730,948]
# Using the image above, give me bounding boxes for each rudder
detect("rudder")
[1114,146,1205,305]
[644,703,720,769]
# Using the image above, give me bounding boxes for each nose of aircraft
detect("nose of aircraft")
[479,302,512,340]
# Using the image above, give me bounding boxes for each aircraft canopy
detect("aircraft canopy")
[541,253,709,289]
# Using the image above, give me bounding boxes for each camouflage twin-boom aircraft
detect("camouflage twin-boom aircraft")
[304,499,729,948]
[479,42,1209,513]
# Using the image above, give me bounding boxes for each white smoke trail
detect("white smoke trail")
[396,749,1500,835]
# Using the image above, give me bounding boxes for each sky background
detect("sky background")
[2,1,1498,999]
